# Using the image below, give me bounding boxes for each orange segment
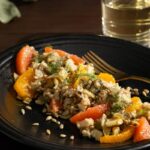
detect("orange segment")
[14,68,35,100]
[16,45,36,75]
[70,104,108,124]
[69,54,85,65]
[134,117,150,142]
[54,49,68,57]
[44,47,53,53]
[98,73,116,83]
[126,97,142,112]
[100,126,135,143]
[44,47,68,57]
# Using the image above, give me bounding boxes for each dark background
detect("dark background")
[0,0,101,51]
[0,0,101,149]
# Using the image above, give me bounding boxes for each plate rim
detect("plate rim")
[0,34,150,150]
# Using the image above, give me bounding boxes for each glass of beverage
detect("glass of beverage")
[101,0,150,47]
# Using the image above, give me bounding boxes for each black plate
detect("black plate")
[0,35,150,150]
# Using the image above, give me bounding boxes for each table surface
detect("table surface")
[0,0,102,149]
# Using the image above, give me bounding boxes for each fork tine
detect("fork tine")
[86,52,116,74]
[83,51,127,79]
[82,56,105,73]
[88,51,127,79]
[83,51,150,83]
[89,51,126,75]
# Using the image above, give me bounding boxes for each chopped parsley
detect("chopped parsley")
[33,55,43,63]
[111,102,125,113]
[47,62,61,74]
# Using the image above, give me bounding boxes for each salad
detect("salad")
[13,45,150,143]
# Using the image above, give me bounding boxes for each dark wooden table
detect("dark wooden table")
[0,0,102,51]
[0,0,102,149]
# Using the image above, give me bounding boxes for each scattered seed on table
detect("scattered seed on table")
[46,116,52,121]
[32,122,39,126]
[20,108,25,115]
[59,124,64,129]
[46,129,51,135]
[70,135,74,140]
[25,105,32,110]
[60,134,67,138]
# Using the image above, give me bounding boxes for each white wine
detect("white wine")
[102,0,150,47]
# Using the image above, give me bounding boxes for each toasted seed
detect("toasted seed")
[143,89,149,95]
[51,118,57,123]
[56,121,61,125]
[32,122,39,126]
[142,91,147,97]
[46,129,51,135]
[23,100,30,104]
[70,135,74,140]
[25,105,32,110]
[133,88,139,95]
[144,89,149,93]
[46,116,52,121]
[60,134,67,138]
[59,124,64,129]
[13,72,19,80]
[20,108,25,115]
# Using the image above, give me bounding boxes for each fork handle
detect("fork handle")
[117,75,150,84]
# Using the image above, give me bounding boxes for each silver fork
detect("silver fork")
[82,50,150,84]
